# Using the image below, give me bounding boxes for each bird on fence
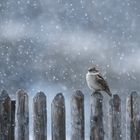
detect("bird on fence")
[86,66,112,97]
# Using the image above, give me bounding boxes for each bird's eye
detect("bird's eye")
[88,68,93,72]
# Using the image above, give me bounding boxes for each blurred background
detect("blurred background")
[0,0,140,139]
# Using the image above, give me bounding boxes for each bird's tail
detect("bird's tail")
[105,89,112,97]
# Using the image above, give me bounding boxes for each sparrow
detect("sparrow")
[86,67,112,97]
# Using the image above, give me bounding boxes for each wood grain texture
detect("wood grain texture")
[90,91,104,140]
[11,100,16,140]
[0,90,11,140]
[126,91,140,140]
[51,93,66,140]
[16,89,29,140]
[33,92,47,140]
[109,94,121,140]
[71,90,85,140]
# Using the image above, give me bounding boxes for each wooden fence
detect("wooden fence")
[0,89,140,140]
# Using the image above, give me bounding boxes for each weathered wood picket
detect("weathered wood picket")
[109,95,121,140]
[71,90,84,140]
[90,92,104,140]
[126,91,140,140]
[16,90,29,140]
[51,93,65,140]
[0,90,11,140]
[33,92,47,140]
[0,89,140,140]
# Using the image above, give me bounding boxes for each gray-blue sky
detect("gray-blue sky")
[0,0,140,94]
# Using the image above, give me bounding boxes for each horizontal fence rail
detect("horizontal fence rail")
[0,89,140,140]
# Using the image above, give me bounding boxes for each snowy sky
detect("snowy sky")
[0,0,140,139]
[0,0,140,95]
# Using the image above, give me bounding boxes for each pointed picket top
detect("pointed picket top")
[33,91,46,103]
[109,94,121,107]
[131,91,138,96]
[52,93,65,108]
[112,94,121,111]
[17,89,28,97]
[73,90,84,99]
[34,91,46,98]
[92,91,103,100]
[113,94,120,100]
[0,90,10,100]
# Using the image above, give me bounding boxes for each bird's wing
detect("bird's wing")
[96,74,110,92]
